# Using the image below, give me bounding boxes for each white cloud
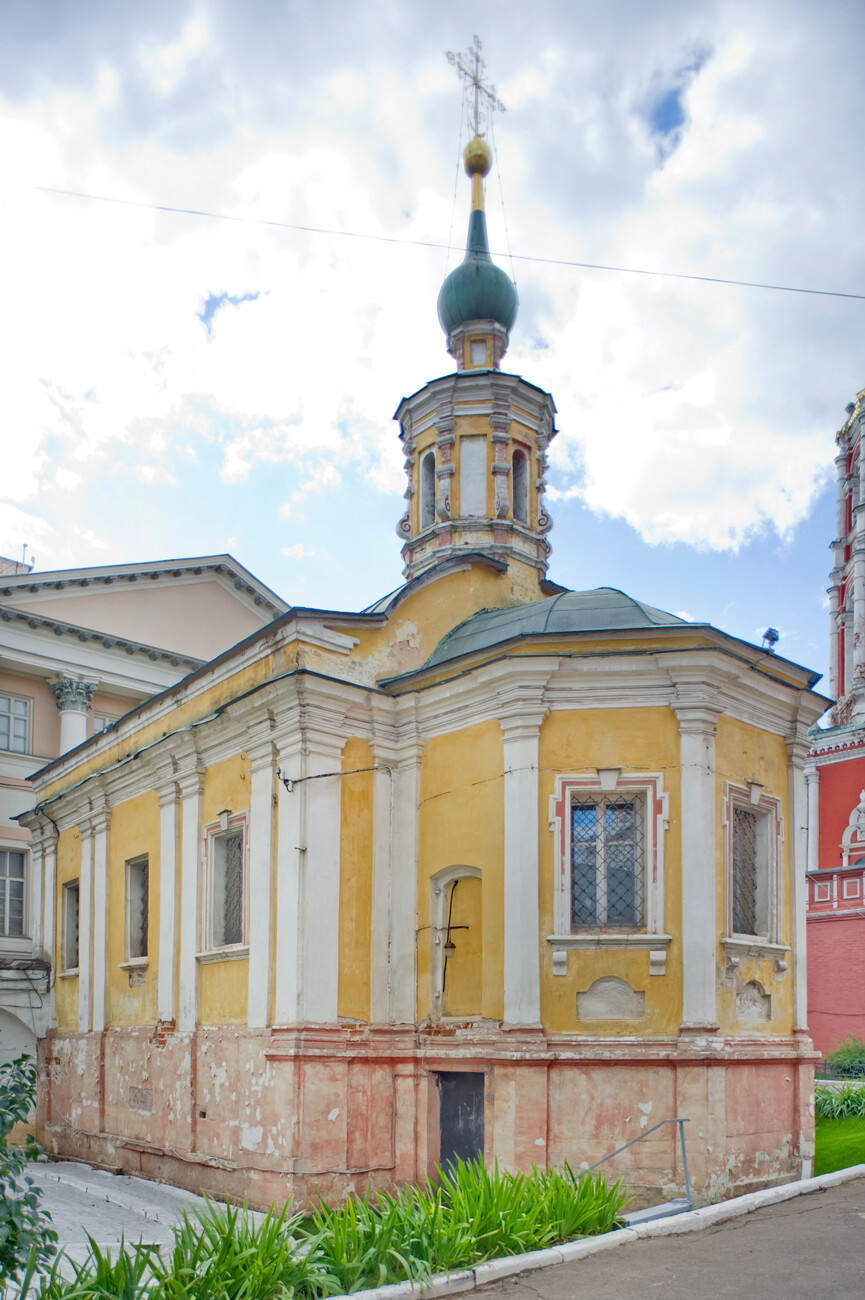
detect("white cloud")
[0,0,861,580]
[281,543,316,560]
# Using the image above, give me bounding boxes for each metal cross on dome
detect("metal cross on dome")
[446,35,505,137]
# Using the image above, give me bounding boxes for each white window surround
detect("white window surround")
[200,812,249,956]
[428,864,482,1021]
[60,878,79,974]
[124,854,149,962]
[0,692,31,755]
[0,847,28,946]
[721,782,786,962]
[547,772,670,975]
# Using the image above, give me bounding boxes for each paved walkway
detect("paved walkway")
[29,1161,212,1273]
[480,1180,865,1300]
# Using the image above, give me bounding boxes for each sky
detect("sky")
[2,0,864,694]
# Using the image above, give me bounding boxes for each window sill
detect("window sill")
[195,944,249,965]
[722,936,789,969]
[119,957,149,970]
[57,968,79,980]
[547,933,672,950]
[548,933,672,976]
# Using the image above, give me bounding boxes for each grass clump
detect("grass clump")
[7,1160,626,1298]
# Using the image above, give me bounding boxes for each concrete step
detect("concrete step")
[622,1198,691,1225]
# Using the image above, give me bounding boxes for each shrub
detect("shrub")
[0,1052,57,1283]
[826,1035,865,1075]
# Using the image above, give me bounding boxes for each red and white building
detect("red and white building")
[807,386,865,1057]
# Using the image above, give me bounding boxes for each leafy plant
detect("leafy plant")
[0,1052,57,1283]
[815,1081,865,1119]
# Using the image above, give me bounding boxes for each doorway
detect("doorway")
[436,1071,485,1170]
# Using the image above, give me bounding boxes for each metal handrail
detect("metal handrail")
[590,1117,691,1207]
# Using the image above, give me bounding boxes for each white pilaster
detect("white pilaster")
[805,764,820,877]
[787,733,811,1032]
[91,812,109,1032]
[383,747,420,1025]
[300,729,344,1023]
[29,835,45,955]
[674,701,720,1031]
[42,833,58,1026]
[369,751,394,1025]
[157,783,179,1023]
[828,585,840,703]
[274,730,303,1025]
[177,769,204,1033]
[247,739,276,1028]
[499,687,547,1027]
[78,822,93,1033]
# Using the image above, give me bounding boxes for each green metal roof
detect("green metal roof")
[423,587,689,669]
[437,210,518,334]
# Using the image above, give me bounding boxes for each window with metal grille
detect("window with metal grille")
[732,805,769,936]
[0,695,29,754]
[571,794,645,928]
[210,830,245,948]
[0,850,26,938]
[125,856,148,960]
[62,879,79,971]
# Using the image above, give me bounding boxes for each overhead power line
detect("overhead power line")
[33,183,865,303]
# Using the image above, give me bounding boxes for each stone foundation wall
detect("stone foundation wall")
[37,1024,815,1211]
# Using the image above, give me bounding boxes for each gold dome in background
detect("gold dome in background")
[463,134,493,178]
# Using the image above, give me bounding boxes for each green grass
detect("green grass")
[814,1114,865,1176]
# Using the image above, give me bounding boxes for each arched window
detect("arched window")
[420,451,435,529]
[429,866,482,1020]
[512,449,529,524]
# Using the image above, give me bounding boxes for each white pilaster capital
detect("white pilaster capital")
[671,702,722,736]
[176,766,206,800]
[804,764,820,785]
[785,732,812,768]
[246,736,277,773]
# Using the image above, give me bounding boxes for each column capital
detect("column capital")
[50,673,98,714]
[671,701,722,735]
[176,766,206,800]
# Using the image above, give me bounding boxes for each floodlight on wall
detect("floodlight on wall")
[761,628,780,652]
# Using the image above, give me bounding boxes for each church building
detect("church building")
[806,387,865,1058]
[20,100,827,1208]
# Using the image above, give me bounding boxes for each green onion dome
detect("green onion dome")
[437,209,519,335]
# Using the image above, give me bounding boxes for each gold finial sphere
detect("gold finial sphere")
[463,135,493,178]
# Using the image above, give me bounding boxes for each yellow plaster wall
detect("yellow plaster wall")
[538,707,683,1036]
[417,720,504,1021]
[106,792,159,1026]
[337,737,374,1022]
[714,717,793,1036]
[55,828,82,1031]
[198,754,251,1025]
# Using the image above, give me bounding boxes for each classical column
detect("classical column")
[177,768,205,1033]
[787,732,811,1032]
[805,764,820,877]
[156,781,180,1024]
[247,738,276,1028]
[78,820,94,1033]
[50,675,98,753]
[499,687,547,1027]
[673,701,721,1032]
[91,810,109,1032]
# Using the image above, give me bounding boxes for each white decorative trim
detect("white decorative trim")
[548,772,669,941]
[57,967,79,980]
[201,811,249,953]
[195,944,249,965]
[722,782,783,945]
[429,865,482,1019]
[118,957,149,970]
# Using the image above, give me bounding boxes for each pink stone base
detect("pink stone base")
[37,1024,815,1211]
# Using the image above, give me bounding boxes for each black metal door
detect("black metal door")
[437,1071,485,1170]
